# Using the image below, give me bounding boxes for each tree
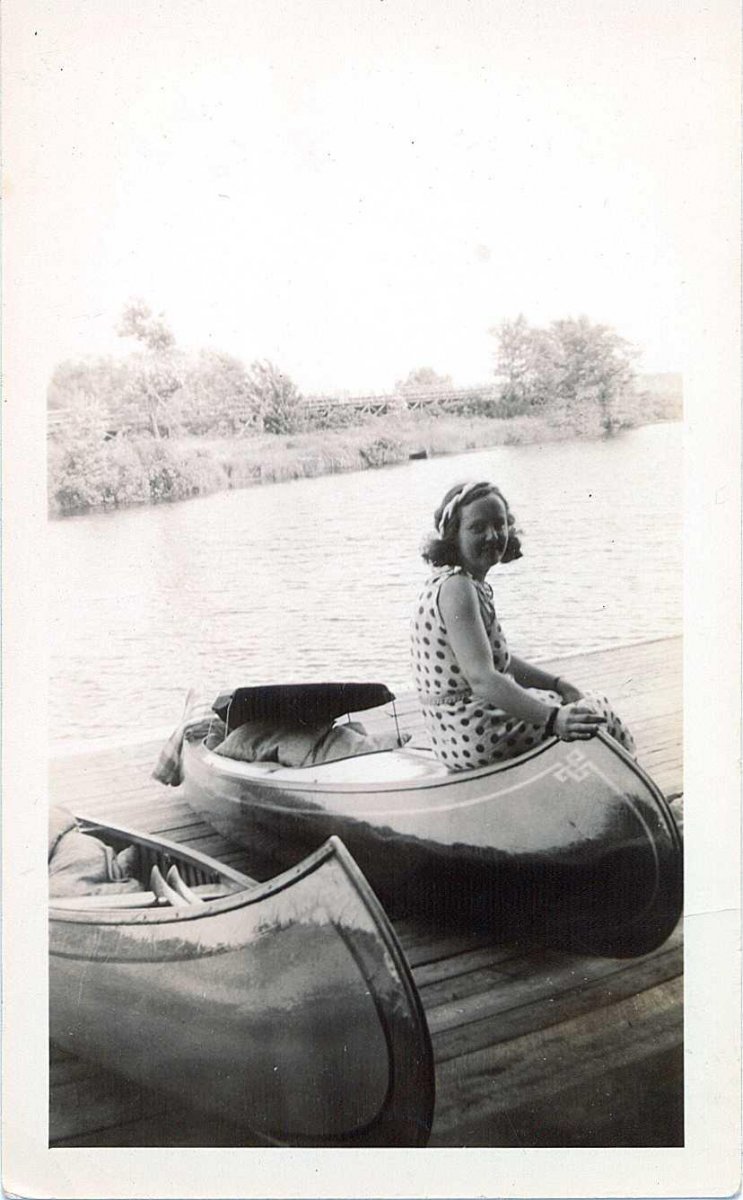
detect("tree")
[117,299,175,353]
[246,360,305,434]
[491,314,638,432]
[395,366,454,394]
[47,397,115,513]
[117,301,181,437]
[491,315,557,414]
[179,350,259,435]
[548,317,638,433]
[48,302,304,442]
[117,351,186,439]
[47,356,131,413]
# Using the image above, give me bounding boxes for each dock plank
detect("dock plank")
[49,636,683,1148]
[431,977,683,1147]
[412,944,530,988]
[426,930,683,1060]
[423,929,683,1035]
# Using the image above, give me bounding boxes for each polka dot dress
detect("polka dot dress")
[411,566,635,771]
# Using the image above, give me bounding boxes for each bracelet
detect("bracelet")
[544,707,560,737]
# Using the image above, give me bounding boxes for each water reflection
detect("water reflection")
[49,423,682,747]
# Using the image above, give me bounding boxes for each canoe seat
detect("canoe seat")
[51,884,242,911]
[51,877,243,911]
[51,891,160,910]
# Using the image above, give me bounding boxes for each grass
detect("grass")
[48,398,679,518]
[175,413,578,491]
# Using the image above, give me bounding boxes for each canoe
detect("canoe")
[180,726,683,958]
[49,818,435,1147]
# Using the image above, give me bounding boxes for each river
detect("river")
[49,422,682,750]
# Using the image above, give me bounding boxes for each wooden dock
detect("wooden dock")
[49,637,683,1148]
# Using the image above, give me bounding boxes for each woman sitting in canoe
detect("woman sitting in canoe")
[411,480,635,771]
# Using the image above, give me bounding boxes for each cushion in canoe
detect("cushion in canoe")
[205,743,444,784]
[49,805,142,897]
[213,718,406,768]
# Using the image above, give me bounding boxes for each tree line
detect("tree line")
[48,302,644,441]
[48,301,305,440]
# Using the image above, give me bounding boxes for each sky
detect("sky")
[6,0,737,395]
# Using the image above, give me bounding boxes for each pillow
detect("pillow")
[49,810,142,897]
[212,719,408,767]
[212,720,331,767]
[304,723,410,765]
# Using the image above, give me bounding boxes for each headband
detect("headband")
[436,481,488,536]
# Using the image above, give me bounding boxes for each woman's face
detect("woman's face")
[455,493,510,579]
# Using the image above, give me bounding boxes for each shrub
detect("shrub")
[97,440,150,507]
[358,437,406,467]
[244,360,307,434]
[305,404,360,431]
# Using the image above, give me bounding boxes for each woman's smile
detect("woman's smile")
[455,494,510,579]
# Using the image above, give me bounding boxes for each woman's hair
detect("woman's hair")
[421,480,523,566]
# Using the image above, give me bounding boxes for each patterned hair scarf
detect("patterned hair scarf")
[436,481,490,536]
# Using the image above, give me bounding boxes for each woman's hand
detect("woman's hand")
[508,657,583,702]
[554,701,606,741]
[555,679,584,703]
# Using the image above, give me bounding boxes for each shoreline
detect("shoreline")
[49,412,680,520]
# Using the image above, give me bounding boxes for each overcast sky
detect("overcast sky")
[7,0,736,394]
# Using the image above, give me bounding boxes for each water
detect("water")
[49,423,682,749]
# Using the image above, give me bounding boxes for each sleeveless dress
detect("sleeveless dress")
[410,566,635,771]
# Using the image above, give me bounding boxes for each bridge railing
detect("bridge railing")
[47,384,505,437]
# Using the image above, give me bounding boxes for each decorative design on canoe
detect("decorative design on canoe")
[552,747,594,784]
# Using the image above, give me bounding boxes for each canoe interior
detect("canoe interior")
[54,816,253,901]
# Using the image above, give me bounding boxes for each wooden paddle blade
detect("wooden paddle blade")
[165,864,204,905]
[149,864,189,907]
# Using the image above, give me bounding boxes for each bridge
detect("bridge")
[47,384,504,439]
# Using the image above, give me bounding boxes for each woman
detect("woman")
[411,480,635,770]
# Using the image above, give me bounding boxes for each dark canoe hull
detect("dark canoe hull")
[49,829,435,1147]
[180,731,683,958]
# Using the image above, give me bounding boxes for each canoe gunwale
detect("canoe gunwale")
[188,727,681,820]
[49,824,382,928]
[183,730,683,856]
[72,815,255,883]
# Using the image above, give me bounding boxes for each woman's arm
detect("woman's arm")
[439,578,562,724]
[438,576,602,739]
[509,653,584,702]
